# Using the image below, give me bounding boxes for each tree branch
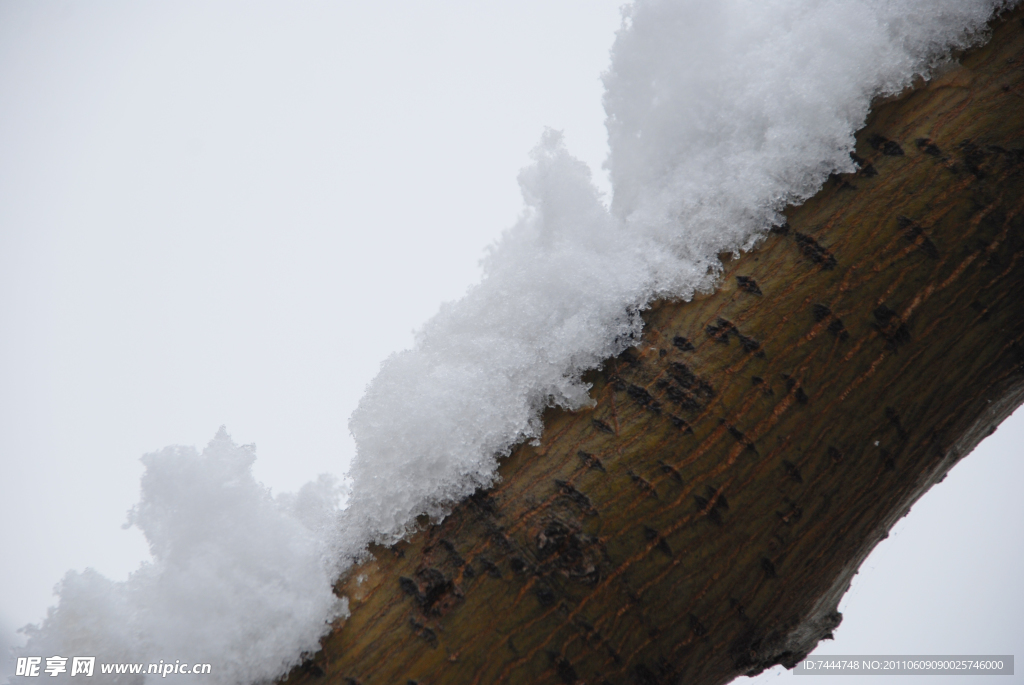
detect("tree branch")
[284,10,1024,685]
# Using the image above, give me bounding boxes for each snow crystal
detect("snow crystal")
[16,1,1014,684]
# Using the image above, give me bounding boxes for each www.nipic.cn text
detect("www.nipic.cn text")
[16,657,212,678]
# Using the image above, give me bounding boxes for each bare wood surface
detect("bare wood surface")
[285,10,1024,685]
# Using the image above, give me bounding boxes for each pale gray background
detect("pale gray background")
[0,3,1020,683]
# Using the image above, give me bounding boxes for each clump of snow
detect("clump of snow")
[604,0,1006,247]
[341,0,1012,550]
[339,130,651,553]
[18,429,344,685]
[16,1,1014,684]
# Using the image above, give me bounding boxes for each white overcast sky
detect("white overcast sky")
[0,3,1020,683]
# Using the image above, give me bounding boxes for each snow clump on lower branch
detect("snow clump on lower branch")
[17,1,1015,684]
[19,430,346,685]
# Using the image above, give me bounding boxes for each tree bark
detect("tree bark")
[285,10,1024,685]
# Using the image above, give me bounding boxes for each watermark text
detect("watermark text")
[794,655,1013,675]
[16,658,211,678]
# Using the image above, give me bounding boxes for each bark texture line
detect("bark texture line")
[285,10,1024,685]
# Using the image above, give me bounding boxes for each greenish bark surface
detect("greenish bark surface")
[285,11,1024,685]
